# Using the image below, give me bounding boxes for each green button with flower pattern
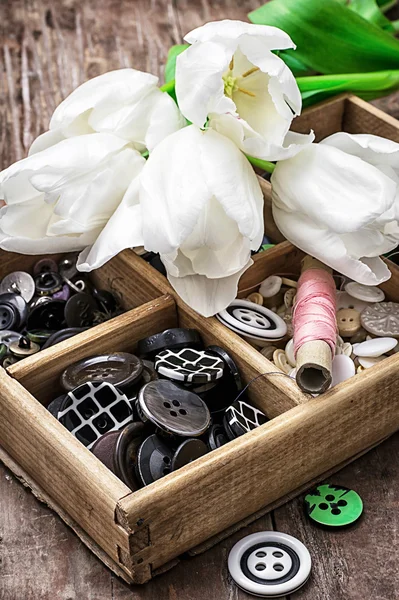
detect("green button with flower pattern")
[304,483,363,527]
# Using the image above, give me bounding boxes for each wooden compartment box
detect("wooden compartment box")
[1,94,399,585]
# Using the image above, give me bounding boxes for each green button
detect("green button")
[304,483,363,527]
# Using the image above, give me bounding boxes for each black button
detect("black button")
[34,271,63,296]
[0,292,28,330]
[155,347,224,385]
[138,328,203,359]
[124,359,158,400]
[137,380,211,437]
[171,438,208,471]
[58,381,133,448]
[207,423,230,450]
[91,431,120,474]
[33,258,59,276]
[41,327,88,349]
[27,300,66,332]
[64,293,98,327]
[114,422,145,491]
[207,345,243,393]
[224,399,268,440]
[47,394,67,418]
[60,352,144,392]
[136,433,174,485]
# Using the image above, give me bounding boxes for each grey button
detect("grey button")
[60,353,144,391]
[0,271,35,303]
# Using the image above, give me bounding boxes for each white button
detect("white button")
[216,300,287,342]
[345,282,385,303]
[336,291,370,314]
[358,355,386,369]
[228,531,311,597]
[352,337,397,358]
[259,276,282,298]
[331,354,355,387]
[285,339,296,367]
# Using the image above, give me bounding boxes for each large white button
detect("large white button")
[331,354,355,387]
[336,291,370,314]
[345,282,385,303]
[228,531,311,597]
[216,300,287,342]
[352,337,397,358]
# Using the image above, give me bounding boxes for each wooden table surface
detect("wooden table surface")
[1,1,399,599]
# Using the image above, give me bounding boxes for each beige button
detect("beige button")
[260,345,277,360]
[284,288,296,309]
[281,277,298,289]
[349,328,368,344]
[272,349,292,374]
[246,292,263,305]
[337,308,361,337]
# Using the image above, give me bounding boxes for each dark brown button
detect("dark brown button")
[171,438,208,471]
[91,431,120,473]
[114,422,145,491]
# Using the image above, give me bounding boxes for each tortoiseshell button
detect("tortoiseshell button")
[60,353,144,392]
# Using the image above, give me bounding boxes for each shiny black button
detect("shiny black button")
[136,433,174,485]
[58,381,133,448]
[34,271,63,296]
[41,327,88,349]
[137,380,211,437]
[0,293,28,330]
[155,348,224,384]
[207,345,243,393]
[60,353,144,392]
[0,302,18,331]
[124,359,158,399]
[224,399,268,440]
[64,293,98,327]
[27,299,66,332]
[47,394,67,418]
[207,423,230,450]
[138,328,202,359]
[171,438,208,471]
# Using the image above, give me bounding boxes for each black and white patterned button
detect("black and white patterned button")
[60,353,144,391]
[228,531,311,597]
[58,381,133,449]
[136,433,174,485]
[155,348,224,384]
[224,399,268,440]
[216,300,287,343]
[137,380,211,437]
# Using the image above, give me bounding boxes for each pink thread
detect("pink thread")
[293,269,337,357]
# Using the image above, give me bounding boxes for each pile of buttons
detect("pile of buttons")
[0,254,122,367]
[47,327,269,489]
[217,273,399,391]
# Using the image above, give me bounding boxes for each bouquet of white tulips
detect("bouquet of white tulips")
[1,13,399,317]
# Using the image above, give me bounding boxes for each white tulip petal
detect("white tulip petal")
[322,132,399,170]
[271,143,397,233]
[272,205,391,286]
[166,258,253,317]
[144,91,187,152]
[29,129,66,155]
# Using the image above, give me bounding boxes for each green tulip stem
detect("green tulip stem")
[245,155,276,173]
[160,79,176,94]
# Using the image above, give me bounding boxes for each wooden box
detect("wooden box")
[1,94,399,585]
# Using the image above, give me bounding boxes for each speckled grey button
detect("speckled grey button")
[361,302,399,337]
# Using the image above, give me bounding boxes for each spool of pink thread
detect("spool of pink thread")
[293,256,337,394]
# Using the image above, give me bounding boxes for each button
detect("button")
[41,327,88,349]
[64,293,98,327]
[33,258,59,276]
[361,302,399,337]
[27,300,66,332]
[206,345,243,393]
[47,394,67,418]
[0,330,21,347]
[358,355,385,369]
[155,348,224,384]
[337,308,361,337]
[345,281,385,303]
[92,289,118,314]
[138,328,203,359]
[285,339,296,367]
[114,422,145,490]
[246,292,264,305]
[259,276,282,298]
[207,423,229,450]
[52,284,71,301]
[331,355,355,387]
[352,337,397,358]
[91,431,120,473]
[136,433,174,485]
[171,438,208,470]
[281,276,298,288]
[58,253,79,280]
[29,296,52,310]
[336,291,370,314]
[34,271,63,296]
[9,336,40,357]
[284,288,296,309]
[224,399,268,440]
[58,381,133,449]
[137,380,211,437]
[0,271,35,303]
[27,330,53,344]
[60,353,144,391]
[124,359,158,399]
[304,483,363,527]
[260,345,277,361]
[228,531,311,597]
[0,295,22,331]
[272,349,292,375]
[216,300,287,344]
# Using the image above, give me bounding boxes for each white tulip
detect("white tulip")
[175,19,314,161]
[0,133,145,262]
[272,132,399,285]
[139,125,264,316]
[30,69,186,155]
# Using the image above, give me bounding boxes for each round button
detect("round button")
[137,380,211,437]
[337,308,361,337]
[136,433,174,485]
[91,431,120,474]
[0,330,21,346]
[0,271,35,303]
[361,302,399,337]
[60,353,144,391]
[27,300,66,332]
[345,282,385,303]
[9,336,40,357]
[155,347,224,384]
[228,531,311,597]
[33,258,59,276]
[123,359,158,399]
[0,303,19,331]
[41,327,88,349]
[304,483,363,527]
[34,271,63,296]
[113,422,145,490]
[0,292,28,330]
[259,276,282,298]
[46,394,67,418]
[206,345,243,393]
[171,438,208,471]
[58,381,133,449]
[138,328,203,359]
[64,293,98,327]
[216,300,287,343]
[224,399,268,440]
[246,292,264,305]
[207,423,229,450]
[352,337,397,358]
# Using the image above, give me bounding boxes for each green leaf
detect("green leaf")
[164,44,189,83]
[297,70,399,107]
[248,0,399,74]
[343,0,395,31]
[277,52,314,77]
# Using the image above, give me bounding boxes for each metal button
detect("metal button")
[137,380,211,437]
[34,271,63,296]
[9,336,40,357]
[58,253,79,280]
[33,258,59,276]
[0,271,35,303]
[58,381,133,449]
[60,353,144,392]
[138,328,203,359]
[136,433,174,485]
[171,438,208,471]
[304,483,363,527]
[155,347,224,384]
[224,399,268,440]
[64,293,98,327]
